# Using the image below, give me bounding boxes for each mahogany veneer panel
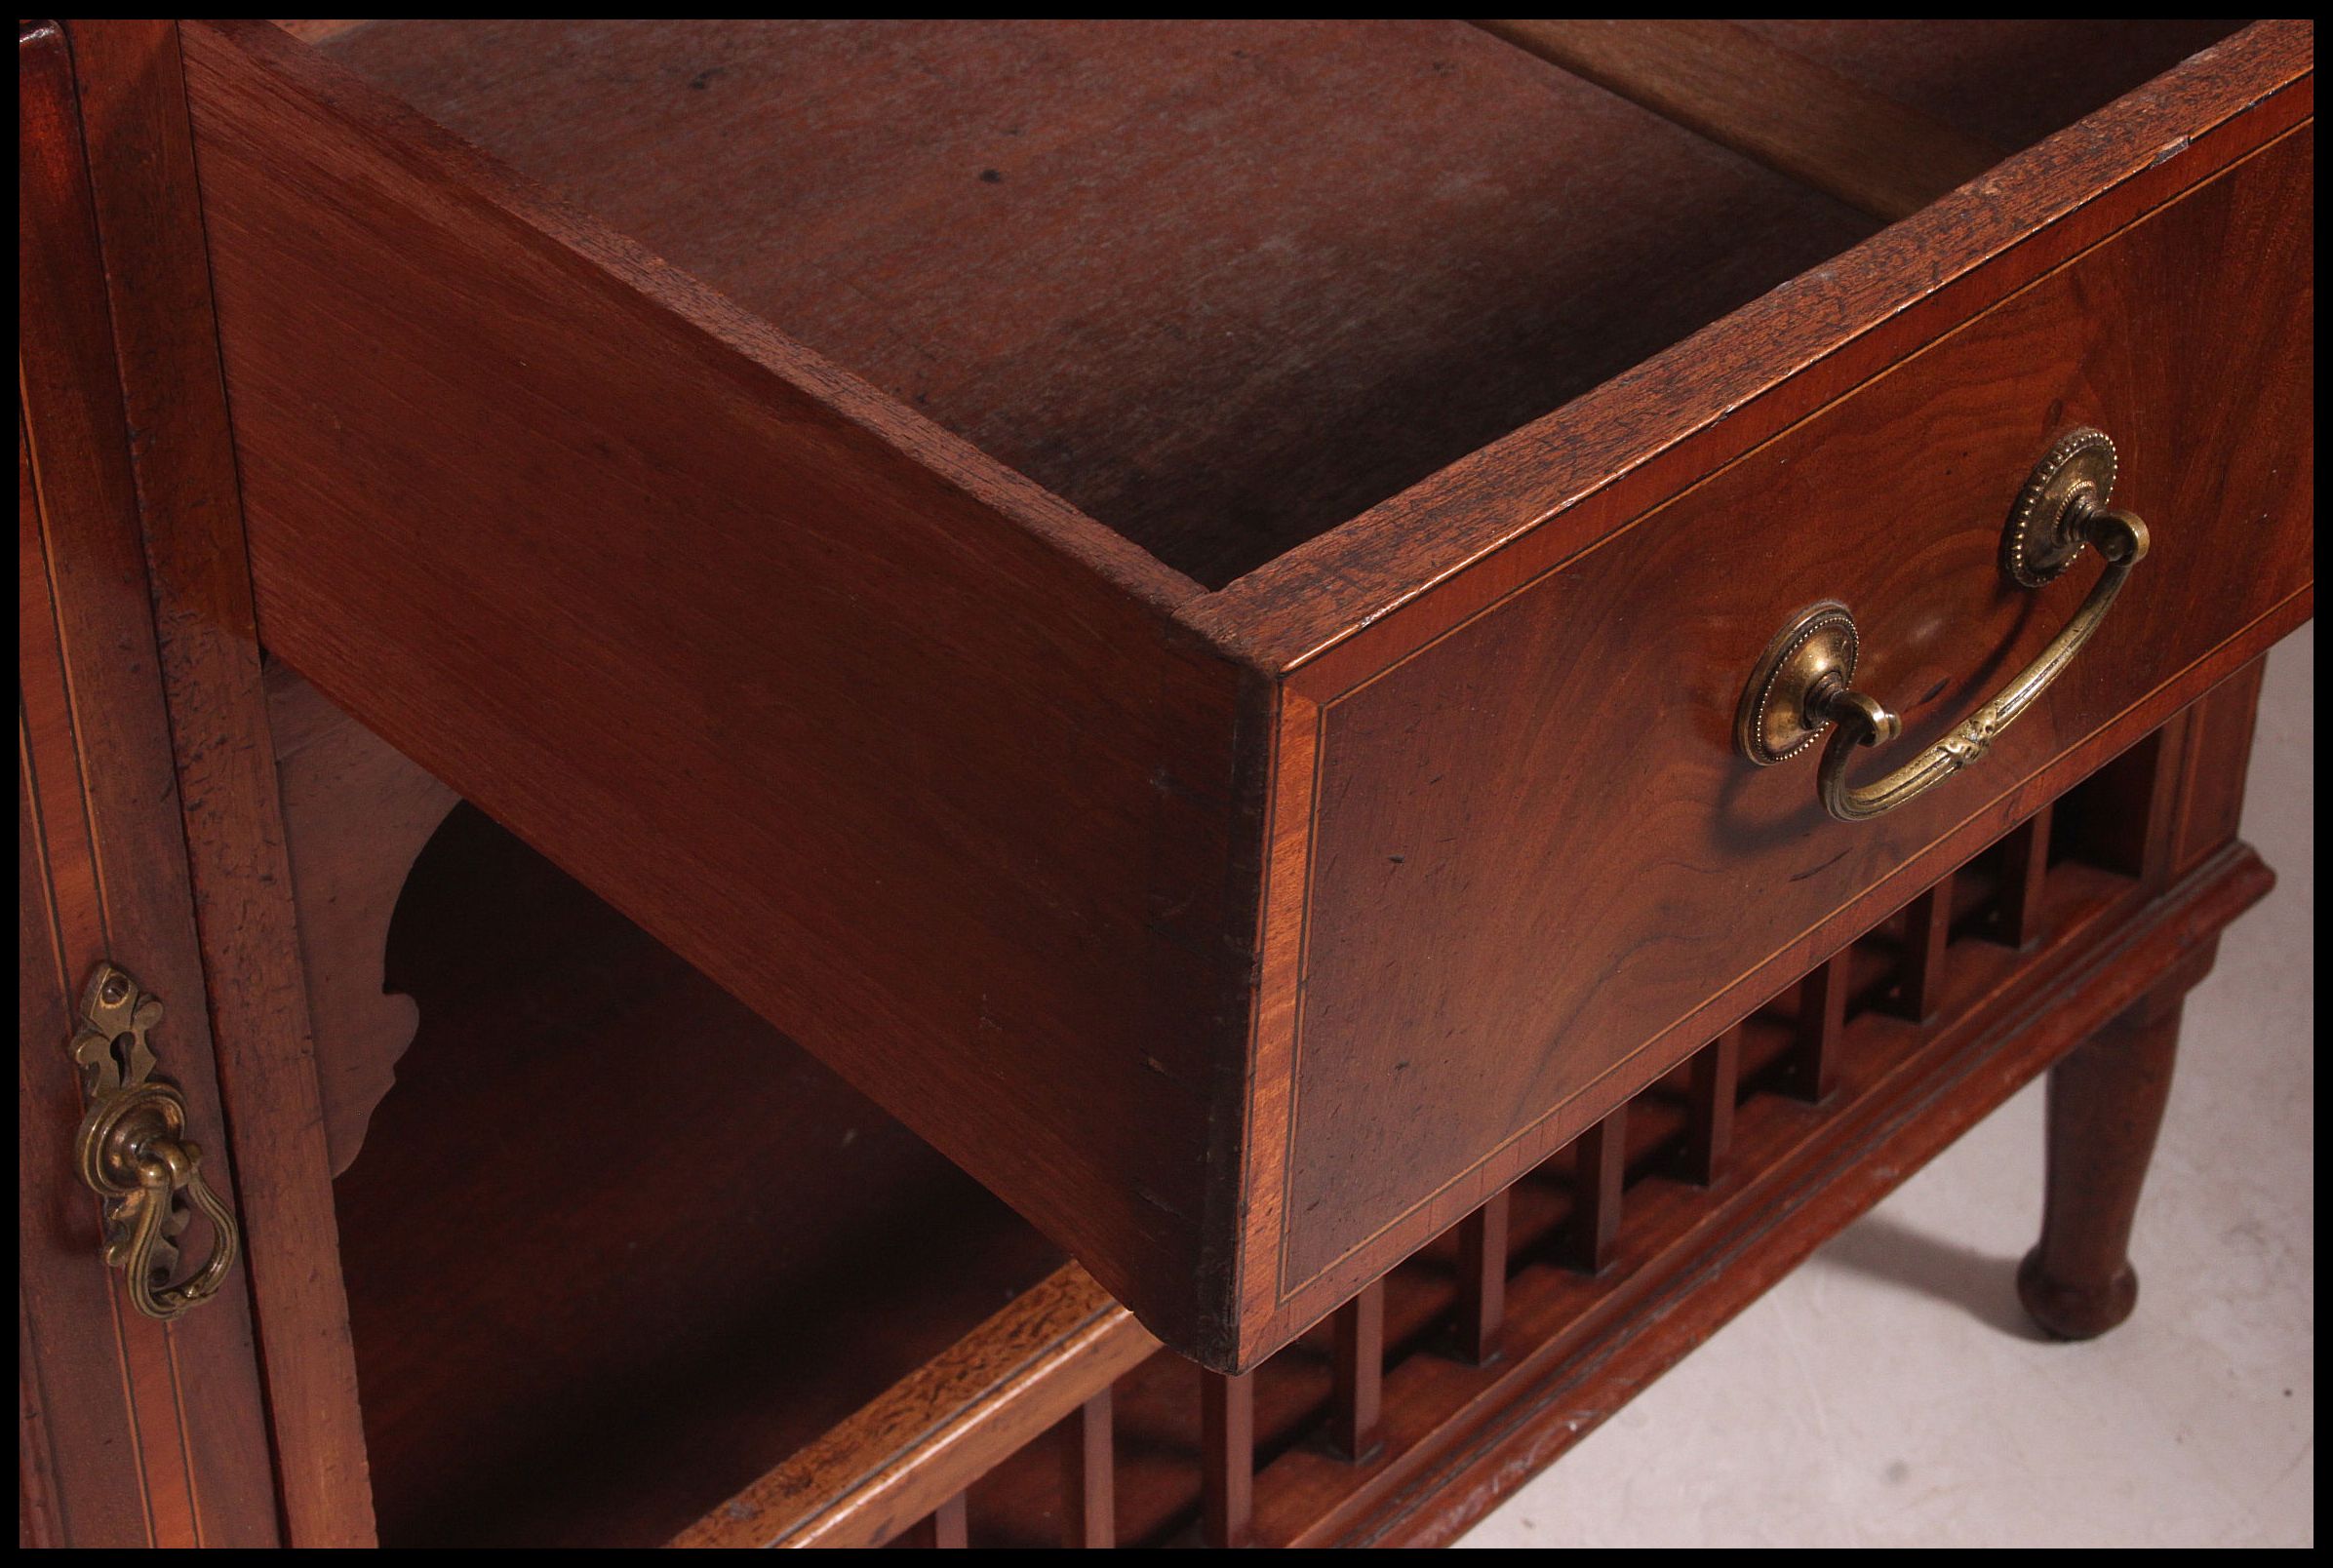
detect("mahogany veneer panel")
[340,806,1065,1548]
[315,18,1876,587]
[1260,129,2314,1310]
[20,22,301,1543]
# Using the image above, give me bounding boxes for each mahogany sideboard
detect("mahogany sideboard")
[20,18,2313,1548]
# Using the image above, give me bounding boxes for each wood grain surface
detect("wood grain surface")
[1196,20,2313,673]
[661,735,2274,1547]
[1740,20,2244,156]
[1242,125,2313,1341]
[2017,969,2192,1340]
[265,663,458,1175]
[811,714,2275,1544]
[2169,659,2272,877]
[1334,842,2271,1547]
[181,17,1267,1365]
[21,12,2314,1546]
[59,20,379,1541]
[18,21,281,1545]
[335,805,1074,1547]
[19,456,243,1550]
[315,18,1873,588]
[1471,19,2006,221]
[180,17,2313,1375]
[675,1266,1155,1548]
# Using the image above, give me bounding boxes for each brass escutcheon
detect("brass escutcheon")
[68,962,241,1319]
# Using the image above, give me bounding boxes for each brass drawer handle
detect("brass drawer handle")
[1737,429,2150,823]
[68,963,242,1319]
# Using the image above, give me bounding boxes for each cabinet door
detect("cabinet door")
[19,20,286,1547]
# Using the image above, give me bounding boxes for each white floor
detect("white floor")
[1458,626,2315,1549]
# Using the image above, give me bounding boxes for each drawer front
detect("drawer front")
[1252,127,2313,1317]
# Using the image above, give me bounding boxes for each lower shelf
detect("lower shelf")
[339,734,2269,1548]
[337,804,1067,1548]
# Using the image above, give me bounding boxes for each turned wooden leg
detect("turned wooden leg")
[2017,983,2189,1341]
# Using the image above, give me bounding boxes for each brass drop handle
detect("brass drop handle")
[69,963,242,1319]
[1737,429,2150,823]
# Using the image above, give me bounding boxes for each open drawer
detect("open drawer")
[187,20,2314,1368]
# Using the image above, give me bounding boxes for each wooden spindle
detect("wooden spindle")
[1328,1281,1386,1463]
[2051,726,2173,882]
[933,1491,969,1548]
[1200,1369,1254,1548]
[1789,954,1847,1104]
[1058,1390,1115,1548]
[901,1490,969,1548]
[1994,804,2055,949]
[1566,1106,1628,1273]
[1454,1190,1510,1365]
[1890,871,1956,1023]
[1681,1025,1741,1185]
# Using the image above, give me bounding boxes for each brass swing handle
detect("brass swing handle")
[1811,506,2146,821]
[1737,429,2150,824]
[69,964,242,1320]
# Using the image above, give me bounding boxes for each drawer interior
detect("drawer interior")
[336,803,1066,1548]
[289,18,2237,588]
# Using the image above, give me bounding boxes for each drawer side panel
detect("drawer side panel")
[180,20,1265,1363]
